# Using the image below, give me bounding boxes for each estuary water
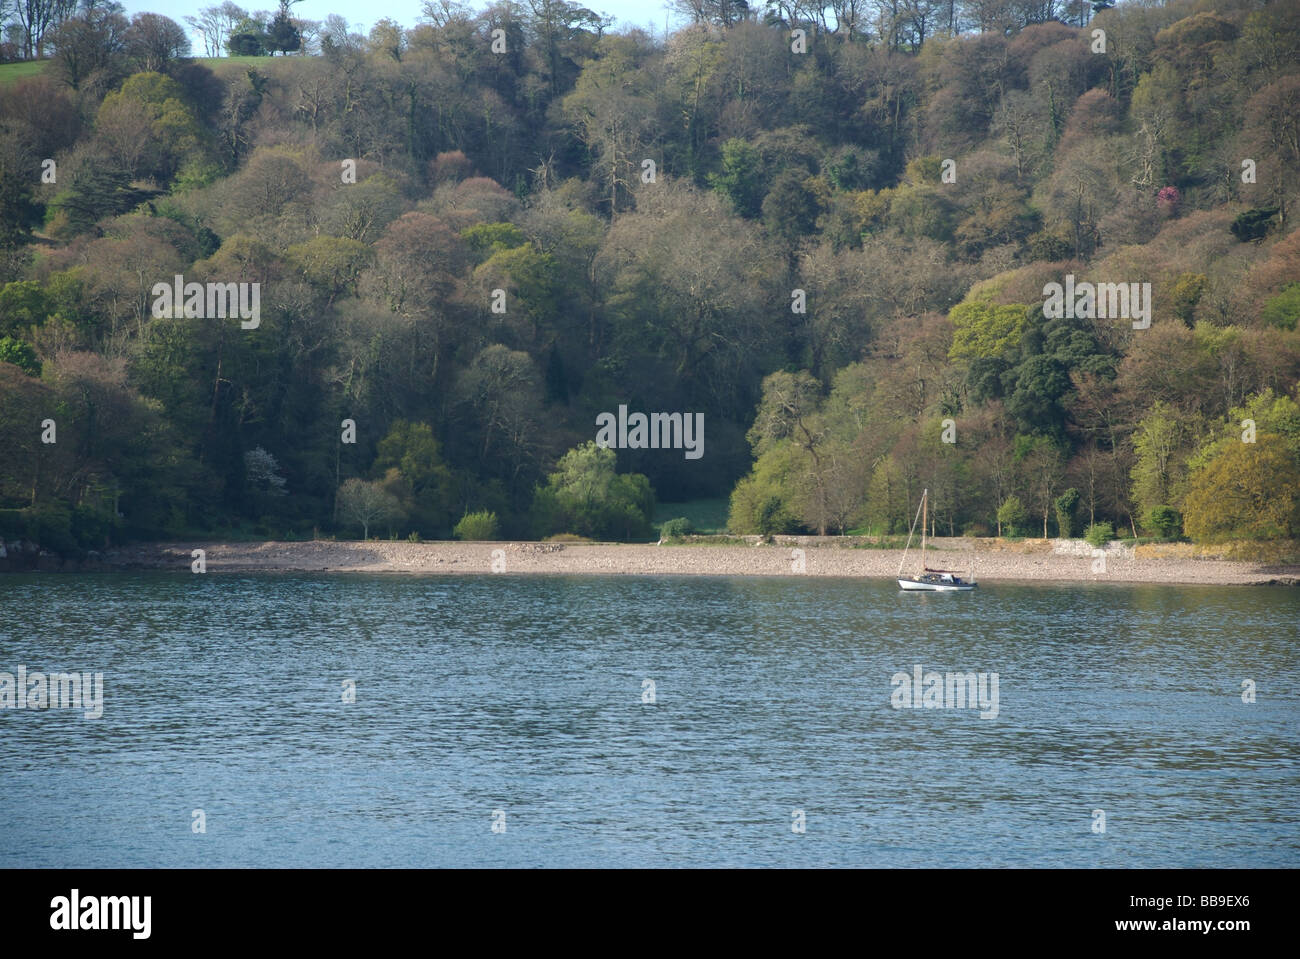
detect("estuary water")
[1,573,1297,868]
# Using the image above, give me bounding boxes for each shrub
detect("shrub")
[453,510,499,541]
[0,337,40,376]
[1084,522,1114,547]
[24,503,77,553]
[1144,505,1181,539]
[1230,208,1279,243]
[659,517,693,540]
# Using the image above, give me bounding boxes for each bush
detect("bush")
[659,517,693,540]
[453,510,499,541]
[24,503,77,553]
[1084,522,1114,547]
[1144,505,1182,539]
[1230,207,1279,243]
[0,337,40,376]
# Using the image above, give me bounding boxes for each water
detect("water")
[1,573,1297,867]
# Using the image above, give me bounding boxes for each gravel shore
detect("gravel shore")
[89,538,1300,586]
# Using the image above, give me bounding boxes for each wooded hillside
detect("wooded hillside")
[1,0,1298,549]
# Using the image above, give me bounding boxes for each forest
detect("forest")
[1,0,1298,551]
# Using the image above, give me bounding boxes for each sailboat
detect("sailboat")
[897,488,977,591]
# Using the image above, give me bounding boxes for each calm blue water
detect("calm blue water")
[1,573,1297,867]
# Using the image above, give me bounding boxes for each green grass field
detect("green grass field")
[0,60,48,85]
[0,54,306,87]
[652,498,730,535]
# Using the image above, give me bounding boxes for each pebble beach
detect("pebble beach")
[81,538,1300,586]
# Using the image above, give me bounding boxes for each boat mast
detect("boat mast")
[920,488,927,572]
[898,491,926,577]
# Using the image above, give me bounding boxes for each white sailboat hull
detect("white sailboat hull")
[895,488,979,593]
[898,577,977,592]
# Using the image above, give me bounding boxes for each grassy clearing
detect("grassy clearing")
[0,55,304,87]
[653,498,729,534]
[0,60,48,85]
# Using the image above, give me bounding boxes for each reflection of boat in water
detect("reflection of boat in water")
[897,489,978,592]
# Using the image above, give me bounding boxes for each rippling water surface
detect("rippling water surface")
[1,573,1297,867]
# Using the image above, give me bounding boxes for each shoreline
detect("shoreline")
[19,539,1298,586]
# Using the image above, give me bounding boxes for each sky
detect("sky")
[113,0,691,52]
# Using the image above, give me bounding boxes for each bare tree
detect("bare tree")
[12,0,77,59]
[47,2,128,92]
[125,12,190,72]
[336,478,403,539]
[184,2,246,58]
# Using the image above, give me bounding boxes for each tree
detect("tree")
[185,3,247,58]
[532,441,655,540]
[524,0,609,97]
[1053,487,1079,538]
[762,169,823,248]
[996,495,1027,537]
[454,345,548,490]
[747,370,835,534]
[453,510,498,540]
[226,15,266,55]
[0,136,41,255]
[124,12,190,73]
[372,420,456,536]
[47,2,129,93]
[336,477,403,539]
[1129,402,1185,523]
[0,336,40,375]
[1182,435,1300,542]
[366,18,404,61]
[1144,504,1180,539]
[93,71,209,184]
[265,0,302,55]
[672,0,749,28]
[10,0,76,59]
[709,138,764,218]
[1016,434,1065,538]
[948,299,1031,363]
[561,36,656,216]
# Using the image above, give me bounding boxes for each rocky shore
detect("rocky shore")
[15,537,1293,585]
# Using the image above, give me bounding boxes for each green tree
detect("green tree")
[728,441,804,536]
[227,15,266,55]
[1182,435,1300,542]
[1260,283,1300,331]
[1130,403,1186,523]
[532,441,655,540]
[997,495,1027,537]
[1054,487,1080,538]
[948,300,1031,362]
[762,169,822,247]
[286,236,372,305]
[709,138,764,218]
[372,420,456,536]
[0,337,40,376]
